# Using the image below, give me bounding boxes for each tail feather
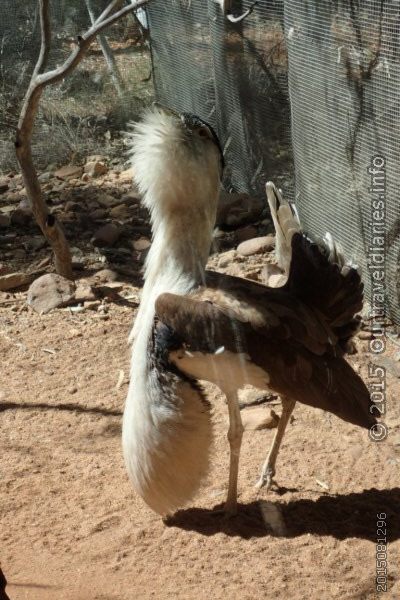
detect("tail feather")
[306,355,376,429]
[123,328,213,516]
[266,182,301,274]
[266,182,363,351]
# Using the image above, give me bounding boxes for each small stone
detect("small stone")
[121,190,141,206]
[217,192,264,227]
[110,204,130,220]
[92,223,121,247]
[25,236,46,253]
[74,283,96,302]
[0,214,10,227]
[27,273,76,314]
[217,249,237,268]
[357,330,373,340]
[96,192,121,208]
[241,407,279,431]
[119,167,134,182]
[68,386,78,395]
[54,165,83,180]
[237,235,275,256]
[0,272,31,291]
[38,172,52,182]
[0,178,9,194]
[84,161,108,177]
[259,263,283,285]
[268,273,287,288]
[93,268,119,283]
[132,237,151,251]
[64,200,82,212]
[10,208,31,226]
[90,208,108,220]
[13,248,26,259]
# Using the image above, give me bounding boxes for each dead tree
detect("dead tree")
[15,0,150,280]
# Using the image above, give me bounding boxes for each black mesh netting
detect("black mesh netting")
[285,0,399,322]
[147,0,294,199]
[148,0,399,322]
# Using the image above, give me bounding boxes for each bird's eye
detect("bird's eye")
[197,127,210,139]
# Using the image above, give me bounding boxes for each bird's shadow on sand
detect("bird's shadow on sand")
[165,488,400,541]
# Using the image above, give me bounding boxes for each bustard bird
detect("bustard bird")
[123,105,377,517]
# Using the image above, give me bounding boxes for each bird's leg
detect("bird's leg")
[224,389,243,517]
[255,396,295,490]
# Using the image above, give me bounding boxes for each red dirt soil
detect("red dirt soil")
[1,268,400,599]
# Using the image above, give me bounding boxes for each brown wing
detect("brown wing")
[155,284,377,430]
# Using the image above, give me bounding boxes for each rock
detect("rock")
[10,208,32,226]
[0,272,31,291]
[27,274,76,314]
[110,204,130,220]
[84,161,108,177]
[216,192,264,227]
[237,235,275,256]
[119,167,134,182]
[241,407,279,431]
[96,192,121,208]
[90,208,108,220]
[93,268,119,283]
[217,249,237,268]
[236,225,258,243]
[259,263,283,285]
[38,172,52,183]
[132,237,151,251]
[0,205,14,215]
[74,283,96,302]
[92,223,121,247]
[357,330,373,340]
[54,165,83,180]
[121,190,141,206]
[268,273,287,288]
[0,214,10,227]
[0,178,9,194]
[13,248,26,259]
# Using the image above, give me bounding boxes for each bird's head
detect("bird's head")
[127,104,223,222]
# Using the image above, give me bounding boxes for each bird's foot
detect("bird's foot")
[206,503,238,519]
[255,467,276,491]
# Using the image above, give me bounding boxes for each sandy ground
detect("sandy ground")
[1,268,400,600]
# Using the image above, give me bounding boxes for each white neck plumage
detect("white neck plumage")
[130,206,215,343]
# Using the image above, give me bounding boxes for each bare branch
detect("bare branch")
[33,0,52,77]
[94,0,124,25]
[85,0,126,97]
[15,0,151,280]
